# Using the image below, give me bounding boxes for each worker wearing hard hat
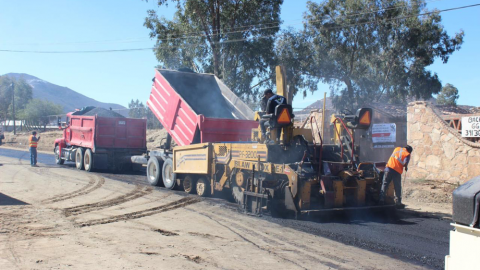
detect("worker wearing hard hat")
[379,145,413,206]
[259,89,287,142]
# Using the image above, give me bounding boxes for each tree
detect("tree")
[128,99,162,129]
[22,99,63,131]
[143,0,283,99]
[437,83,459,106]
[0,76,33,122]
[128,99,147,118]
[277,0,464,110]
[146,107,163,129]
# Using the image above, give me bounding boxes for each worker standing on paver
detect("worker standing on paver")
[379,145,413,206]
[259,89,287,142]
[29,131,40,167]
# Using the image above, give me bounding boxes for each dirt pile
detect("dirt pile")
[82,107,125,118]
[3,130,62,152]
[403,179,456,204]
[146,129,174,149]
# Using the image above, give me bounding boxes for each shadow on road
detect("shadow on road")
[0,193,29,206]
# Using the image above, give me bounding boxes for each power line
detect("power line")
[0,2,477,54]
[0,0,446,47]
[0,48,153,53]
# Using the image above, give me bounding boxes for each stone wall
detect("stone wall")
[407,101,480,183]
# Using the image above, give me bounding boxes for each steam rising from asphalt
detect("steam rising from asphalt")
[160,70,237,119]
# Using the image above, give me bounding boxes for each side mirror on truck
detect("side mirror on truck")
[57,116,68,129]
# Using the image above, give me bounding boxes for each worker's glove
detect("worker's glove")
[405,167,408,172]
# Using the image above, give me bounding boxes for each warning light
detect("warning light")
[355,108,372,129]
[359,110,371,126]
[277,108,291,124]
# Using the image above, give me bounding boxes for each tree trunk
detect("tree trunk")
[212,45,220,76]
[344,78,354,101]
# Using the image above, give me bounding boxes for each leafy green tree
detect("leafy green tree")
[128,99,162,129]
[143,0,283,99]
[0,76,33,122]
[22,99,63,131]
[437,83,459,106]
[277,0,464,109]
[275,29,320,98]
[146,107,163,129]
[128,99,147,118]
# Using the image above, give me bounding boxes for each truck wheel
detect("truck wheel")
[75,148,84,170]
[84,149,94,172]
[162,158,176,190]
[55,145,65,165]
[183,175,196,194]
[147,157,164,186]
[196,176,210,197]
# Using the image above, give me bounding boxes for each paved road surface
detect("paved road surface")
[0,147,451,269]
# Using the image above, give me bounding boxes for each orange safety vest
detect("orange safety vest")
[386,147,410,174]
[29,135,38,148]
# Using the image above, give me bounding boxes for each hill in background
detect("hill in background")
[4,73,128,116]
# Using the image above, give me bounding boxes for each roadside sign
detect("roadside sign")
[372,123,396,143]
[462,116,480,137]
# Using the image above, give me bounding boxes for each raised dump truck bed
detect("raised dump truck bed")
[147,69,258,146]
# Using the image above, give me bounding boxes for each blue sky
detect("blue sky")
[0,0,478,110]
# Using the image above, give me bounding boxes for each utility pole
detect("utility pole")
[11,83,16,135]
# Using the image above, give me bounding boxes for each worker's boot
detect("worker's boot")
[395,198,405,209]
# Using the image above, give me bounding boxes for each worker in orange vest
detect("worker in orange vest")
[379,145,413,206]
[29,131,41,167]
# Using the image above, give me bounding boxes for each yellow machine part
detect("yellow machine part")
[173,143,211,174]
[298,181,312,209]
[335,170,367,207]
[251,124,314,144]
[275,66,289,103]
[330,114,343,144]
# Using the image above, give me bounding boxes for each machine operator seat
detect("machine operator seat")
[261,104,294,142]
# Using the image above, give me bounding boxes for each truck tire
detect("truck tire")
[196,176,210,197]
[75,148,84,170]
[183,175,196,194]
[147,157,164,186]
[84,149,94,172]
[162,158,176,190]
[55,145,64,165]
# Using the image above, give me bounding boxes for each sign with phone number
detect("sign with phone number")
[462,116,480,137]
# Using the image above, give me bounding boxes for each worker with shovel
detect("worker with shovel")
[379,145,413,206]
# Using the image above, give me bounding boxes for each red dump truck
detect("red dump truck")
[54,107,147,171]
[131,69,258,188]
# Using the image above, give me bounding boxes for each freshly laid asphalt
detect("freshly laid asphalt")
[0,147,451,269]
